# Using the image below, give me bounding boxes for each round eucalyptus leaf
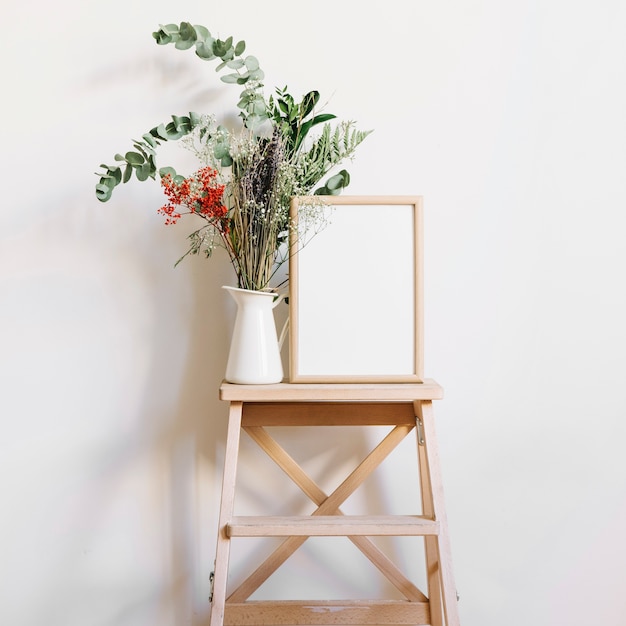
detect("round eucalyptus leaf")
[253,101,267,115]
[194,25,210,38]
[165,129,185,140]
[226,58,245,69]
[153,31,172,45]
[213,39,229,57]
[124,151,145,165]
[161,23,180,35]
[154,124,169,140]
[221,48,235,62]
[213,143,229,158]
[141,134,157,148]
[108,167,122,185]
[170,115,190,131]
[95,184,113,202]
[326,171,348,190]
[244,56,259,71]
[159,166,177,178]
[135,163,151,181]
[175,38,195,50]
[178,22,197,41]
[195,41,215,59]
[221,73,240,84]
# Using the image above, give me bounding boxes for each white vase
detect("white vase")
[223,286,287,384]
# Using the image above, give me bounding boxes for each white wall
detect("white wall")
[2,1,626,624]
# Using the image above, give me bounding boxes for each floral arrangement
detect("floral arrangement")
[95,22,371,291]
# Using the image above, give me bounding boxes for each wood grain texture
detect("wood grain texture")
[224,599,430,625]
[210,386,460,626]
[220,380,443,402]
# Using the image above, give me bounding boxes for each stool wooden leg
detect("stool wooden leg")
[210,401,244,626]
[416,402,443,626]
[415,400,460,626]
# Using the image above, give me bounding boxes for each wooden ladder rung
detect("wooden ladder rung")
[227,515,439,537]
[224,599,431,625]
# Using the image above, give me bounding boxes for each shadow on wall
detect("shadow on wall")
[163,254,238,618]
[82,46,241,621]
[46,47,415,621]
[7,184,236,623]
[134,211,237,623]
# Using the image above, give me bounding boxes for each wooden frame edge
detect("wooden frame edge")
[289,196,424,384]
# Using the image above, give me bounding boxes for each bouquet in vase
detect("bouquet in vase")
[95,22,371,292]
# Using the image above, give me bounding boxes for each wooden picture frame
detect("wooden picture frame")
[289,195,424,383]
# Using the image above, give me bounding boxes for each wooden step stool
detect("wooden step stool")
[209,381,460,626]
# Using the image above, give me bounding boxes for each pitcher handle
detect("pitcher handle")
[278,317,289,350]
[272,293,289,350]
[271,293,287,308]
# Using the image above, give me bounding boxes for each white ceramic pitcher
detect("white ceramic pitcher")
[223,286,288,384]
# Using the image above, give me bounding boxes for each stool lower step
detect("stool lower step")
[224,599,431,625]
[227,515,439,537]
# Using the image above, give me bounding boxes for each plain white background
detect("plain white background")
[1,1,625,624]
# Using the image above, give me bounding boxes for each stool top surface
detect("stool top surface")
[220,379,443,402]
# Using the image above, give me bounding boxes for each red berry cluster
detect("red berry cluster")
[159,167,227,225]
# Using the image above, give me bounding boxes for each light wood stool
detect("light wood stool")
[209,381,460,626]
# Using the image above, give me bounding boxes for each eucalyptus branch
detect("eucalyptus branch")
[95,112,201,202]
[152,22,267,129]
[95,21,268,204]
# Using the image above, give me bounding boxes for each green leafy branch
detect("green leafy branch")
[265,89,371,195]
[153,22,267,128]
[301,122,373,195]
[95,113,202,202]
[95,23,268,203]
[267,88,335,155]
[95,22,371,204]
